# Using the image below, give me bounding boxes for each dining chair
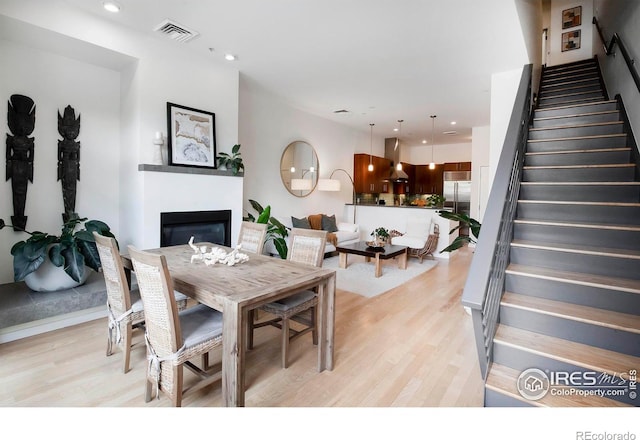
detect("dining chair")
[127,245,224,407]
[238,221,268,254]
[248,227,327,368]
[94,232,188,374]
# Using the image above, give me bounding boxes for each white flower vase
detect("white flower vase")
[24,256,90,292]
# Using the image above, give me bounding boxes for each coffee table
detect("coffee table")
[336,241,408,278]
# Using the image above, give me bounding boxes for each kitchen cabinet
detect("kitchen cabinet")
[414,164,444,195]
[353,154,391,193]
[443,161,471,172]
[396,162,414,194]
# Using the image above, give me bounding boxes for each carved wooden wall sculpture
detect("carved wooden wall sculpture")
[57,105,81,222]
[6,94,35,231]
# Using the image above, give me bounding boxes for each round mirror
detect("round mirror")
[280,141,319,197]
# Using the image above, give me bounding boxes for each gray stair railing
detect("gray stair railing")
[461,64,533,379]
[593,16,640,93]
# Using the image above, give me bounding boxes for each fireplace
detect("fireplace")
[160,210,231,247]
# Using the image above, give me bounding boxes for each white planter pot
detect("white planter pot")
[24,257,90,292]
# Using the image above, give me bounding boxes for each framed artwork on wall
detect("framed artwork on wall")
[562,6,581,29]
[167,102,216,168]
[562,30,581,52]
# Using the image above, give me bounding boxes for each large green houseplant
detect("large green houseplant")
[1,215,115,284]
[437,210,481,252]
[243,199,288,259]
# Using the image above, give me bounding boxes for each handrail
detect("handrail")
[593,16,640,93]
[461,64,533,379]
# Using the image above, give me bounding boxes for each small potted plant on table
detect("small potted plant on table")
[370,227,390,247]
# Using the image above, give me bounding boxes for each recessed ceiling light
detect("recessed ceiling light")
[393,128,399,132]
[451,121,457,125]
[422,140,427,144]
[224,53,237,61]
[103,1,121,13]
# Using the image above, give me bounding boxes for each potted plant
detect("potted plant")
[0,215,115,291]
[370,226,390,246]
[426,194,446,208]
[437,210,481,252]
[216,143,244,175]
[243,199,289,259]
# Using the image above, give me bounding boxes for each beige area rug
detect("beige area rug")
[322,255,438,298]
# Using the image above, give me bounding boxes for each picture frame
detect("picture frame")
[562,6,581,29]
[562,30,581,52]
[167,102,216,168]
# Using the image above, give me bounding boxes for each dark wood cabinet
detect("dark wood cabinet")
[353,154,391,193]
[443,161,471,172]
[414,164,444,195]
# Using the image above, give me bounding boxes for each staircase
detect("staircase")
[484,58,640,407]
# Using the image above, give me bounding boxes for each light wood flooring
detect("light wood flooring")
[0,247,484,407]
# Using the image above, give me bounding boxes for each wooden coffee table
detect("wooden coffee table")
[336,241,408,278]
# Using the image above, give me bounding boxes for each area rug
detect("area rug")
[322,255,438,298]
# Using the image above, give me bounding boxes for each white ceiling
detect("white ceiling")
[62,0,531,147]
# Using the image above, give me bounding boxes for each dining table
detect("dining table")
[120,242,336,407]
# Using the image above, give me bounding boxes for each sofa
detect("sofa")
[264,214,360,256]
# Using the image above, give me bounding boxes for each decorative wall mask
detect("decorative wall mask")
[57,105,81,222]
[6,94,36,231]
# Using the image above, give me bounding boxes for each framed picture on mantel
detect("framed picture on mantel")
[167,102,216,168]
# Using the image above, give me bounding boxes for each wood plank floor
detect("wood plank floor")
[0,247,484,407]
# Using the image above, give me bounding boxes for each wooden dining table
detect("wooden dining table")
[120,242,336,407]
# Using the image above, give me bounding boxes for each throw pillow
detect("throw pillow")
[321,214,338,232]
[291,216,311,229]
[308,214,323,230]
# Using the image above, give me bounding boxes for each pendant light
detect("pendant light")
[429,115,436,170]
[368,123,374,172]
[395,119,404,170]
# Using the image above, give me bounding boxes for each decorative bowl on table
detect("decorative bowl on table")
[365,240,385,251]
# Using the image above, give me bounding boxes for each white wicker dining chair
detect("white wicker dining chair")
[127,245,223,407]
[238,221,268,254]
[94,232,188,374]
[248,227,327,368]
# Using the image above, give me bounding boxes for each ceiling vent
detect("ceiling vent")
[154,19,199,43]
[333,109,350,114]
[443,130,458,135]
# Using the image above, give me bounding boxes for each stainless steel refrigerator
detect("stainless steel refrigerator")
[443,171,472,236]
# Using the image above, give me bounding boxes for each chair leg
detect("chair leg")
[144,377,153,403]
[202,352,210,370]
[123,322,132,373]
[173,365,183,407]
[281,317,290,369]
[311,306,318,346]
[247,309,255,350]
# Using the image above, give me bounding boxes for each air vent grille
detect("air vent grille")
[333,109,350,114]
[154,19,199,43]
[442,130,458,135]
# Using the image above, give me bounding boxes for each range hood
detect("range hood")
[384,138,409,181]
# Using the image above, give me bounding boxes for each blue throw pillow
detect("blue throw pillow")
[321,214,338,233]
[291,216,311,229]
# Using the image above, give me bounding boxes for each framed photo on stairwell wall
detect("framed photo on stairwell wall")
[562,6,581,29]
[561,29,581,52]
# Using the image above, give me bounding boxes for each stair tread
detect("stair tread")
[502,292,640,334]
[538,98,604,108]
[524,163,634,170]
[534,100,617,113]
[514,218,640,231]
[527,133,626,143]
[526,147,630,156]
[511,239,640,260]
[506,263,640,294]
[494,325,640,376]
[533,110,619,122]
[486,363,631,407]
[529,121,623,132]
[518,199,640,207]
[539,91,604,100]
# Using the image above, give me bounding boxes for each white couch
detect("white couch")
[264,217,360,256]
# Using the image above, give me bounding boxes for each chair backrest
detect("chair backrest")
[127,246,182,357]
[238,221,268,254]
[406,216,431,238]
[94,232,132,315]
[287,228,327,268]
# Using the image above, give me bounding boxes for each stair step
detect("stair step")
[528,121,624,140]
[514,218,640,232]
[534,100,618,119]
[511,239,640,260]
[494,325,639,377]
[541,72,600,86]
[485,363,631,407]
[522,163,635,182]
[502,292,640,335]
[532,110,620,128]
[540,77,601,93]
[527,133,627,152]
[538,96,605,108]
[519,181,640,203]
[517,199,640,224]
[524,148,631,167]
[538,82,602,98]
[505,263,640,295]
[543,63,597,76]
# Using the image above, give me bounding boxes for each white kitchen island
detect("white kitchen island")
[343,204,459,260]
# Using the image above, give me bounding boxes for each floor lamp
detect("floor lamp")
[318,168,357,224]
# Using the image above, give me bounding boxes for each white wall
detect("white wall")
[239,78,385,225]
[0,39,121,283]
[547,0,594,66]
[405,142,472,164]
[593,0,640,140]
[470,126,491,222]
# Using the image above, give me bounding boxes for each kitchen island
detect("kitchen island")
[344,204,458,260]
